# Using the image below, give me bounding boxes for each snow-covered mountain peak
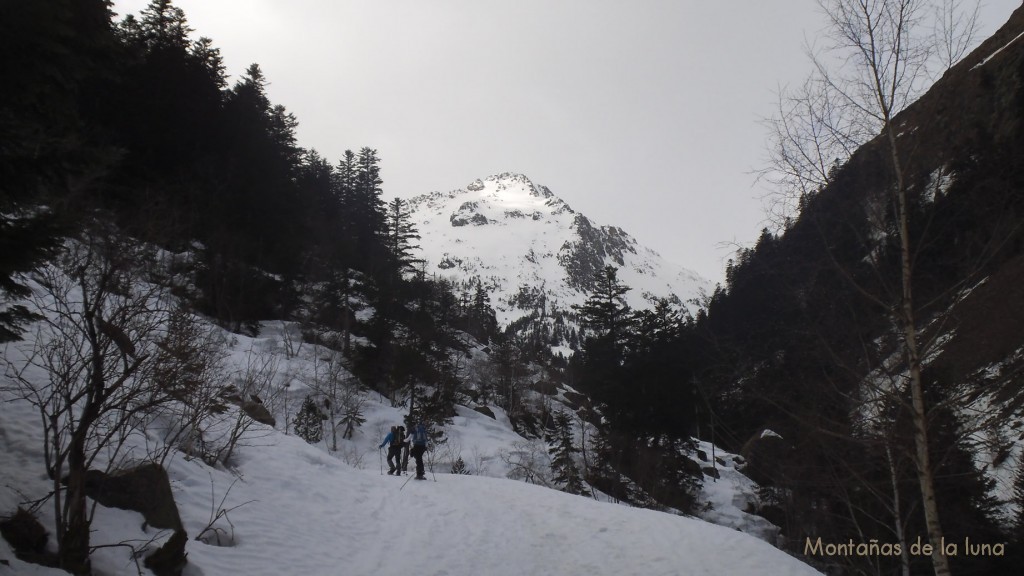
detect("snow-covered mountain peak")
[407,174,712,339]
[480,172,559,202]
[433,173,572,227]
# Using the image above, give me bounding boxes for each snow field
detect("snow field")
[2,386,821,576]
[171,427,821,576]
[2,287,817,575]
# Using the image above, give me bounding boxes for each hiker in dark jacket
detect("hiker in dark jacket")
[378,426,404,475]
[398,425,410,473]
[410,422,429,480]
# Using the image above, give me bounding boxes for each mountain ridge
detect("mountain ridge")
[406,173,711,330]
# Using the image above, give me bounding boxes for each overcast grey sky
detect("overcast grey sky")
[113,0,1021,282]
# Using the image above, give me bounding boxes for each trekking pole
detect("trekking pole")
[379,447,383,475]
[429,446,436,482]
[399,473,415,491]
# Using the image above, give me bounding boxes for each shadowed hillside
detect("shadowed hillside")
[692,6,1024,574]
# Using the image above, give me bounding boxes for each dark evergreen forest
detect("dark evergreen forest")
[0,0,503,430]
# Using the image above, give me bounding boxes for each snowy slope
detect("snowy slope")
[1,391,821,576]
[695,440,783,544]
[407,173,712,326]
[1,311,814,575]
[0,253,810,576]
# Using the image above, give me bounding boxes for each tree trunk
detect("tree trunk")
[891,128,952,576]
[903,312,952,576]
[60,457,91,575]
[885,444,912,576]
[61,402,98,575]
[58,312,105,574]
[330,406,339,452]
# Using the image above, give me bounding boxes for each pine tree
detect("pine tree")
[384,197,421,274]
[451,456,470,475]
[549,411,586,495]
[0,0,115,342]
[0,216,61,342]
[352,147,387,270]
[573,265,632,358]
[572,266,636,432]
[189,36,227,90]
[469,280,498,341]
[491,338,529,417]
[293,396,325,444]
[136,0,192,50]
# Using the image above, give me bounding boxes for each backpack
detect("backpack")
[390,427,404,447]
[411,425,427,446]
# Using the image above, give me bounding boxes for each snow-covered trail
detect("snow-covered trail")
[4,330,817,576]
[170,430,820,576]
[3,342,820,576]
[376,473,813,576]
[3,395,819,576]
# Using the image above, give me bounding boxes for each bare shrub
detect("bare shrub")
[499,440,552,487]
[3,232,183,572]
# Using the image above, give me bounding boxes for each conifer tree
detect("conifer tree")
[136,0,192,50]
[384,197,422,274]
[111,1,226,244]
[0,216,62,342]
[0,0,114,341]
[190,36,227,90]
[352,147,387,269]
[572,265,636,433]
[469,281,498,341]
[490,338,529,417]
[451,456,470,475]
[294,396,325,445]
[548,411,586,495]
[574,265,632,358]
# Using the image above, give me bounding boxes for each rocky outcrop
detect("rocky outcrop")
[0,508,57,568]
[473,406,496,419]
[85,463,183,530]
[559,214,637,292]
[84,463,187,576]
[240,400,276,426]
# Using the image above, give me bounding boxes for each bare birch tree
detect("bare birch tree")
[762,2,984,575]
[761,0,981,229]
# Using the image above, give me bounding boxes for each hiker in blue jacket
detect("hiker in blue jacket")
[379,426,404,475]
[410,422,429,480]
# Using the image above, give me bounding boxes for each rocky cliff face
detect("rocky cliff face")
[405,173,711,330]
